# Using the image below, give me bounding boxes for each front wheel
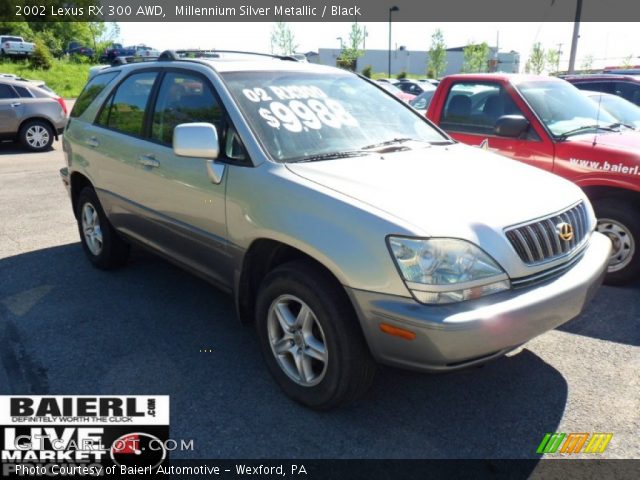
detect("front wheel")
[255,260,376,410]
[594,199,640,285]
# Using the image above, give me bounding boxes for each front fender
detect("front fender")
[225,163,417,297]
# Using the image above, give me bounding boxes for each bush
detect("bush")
[29,41,53,70]
[396,71,407,79]
[336,57,356,71]
[69,53,91,64]
[361,65,372,78]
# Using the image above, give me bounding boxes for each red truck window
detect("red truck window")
[441,82,524,136]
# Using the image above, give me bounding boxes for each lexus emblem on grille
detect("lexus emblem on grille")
[556,222,574,241]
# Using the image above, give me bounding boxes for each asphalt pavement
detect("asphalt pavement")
[0,134,638,460]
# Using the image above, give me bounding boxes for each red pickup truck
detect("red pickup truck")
[426,73,640,284]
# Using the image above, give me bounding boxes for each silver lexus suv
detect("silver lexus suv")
[61,51,611,409]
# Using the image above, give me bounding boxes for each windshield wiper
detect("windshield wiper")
[608,122,635,130]
[361,137,414,150]
[287,150,373,163]
[558,124,618,140]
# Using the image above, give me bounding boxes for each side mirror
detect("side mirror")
[173,123,219,159]
[495,115,530,138]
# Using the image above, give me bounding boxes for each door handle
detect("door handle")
[10,102,21,107]
[85,137,99,148]
[138,154,160,168]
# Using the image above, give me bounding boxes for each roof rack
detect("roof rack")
[157,49,300,62]
[110,55,159,66]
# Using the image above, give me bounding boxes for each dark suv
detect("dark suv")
[563,74,640,106]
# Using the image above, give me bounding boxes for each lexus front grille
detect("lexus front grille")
[505,202,590,265]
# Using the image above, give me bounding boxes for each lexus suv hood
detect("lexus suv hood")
[286,143,587,241]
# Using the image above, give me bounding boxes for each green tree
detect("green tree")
[337,22,366,71]
[546,48,560,74]
[0,21,33,38]
[461,42,490,73]
[528,42,546,74]
[581,54,594,72]
[427,29,447,79]
[622,54,634,69]
[270,22,298,56]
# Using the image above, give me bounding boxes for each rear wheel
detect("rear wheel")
[19,120,54,152]
[594,199,640,285]
[255,260,376,410]
[76,187,129,269]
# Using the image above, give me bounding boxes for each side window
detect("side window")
[71,72,119,118]
[151,72,222,146]
[0,84,18,99]
[573,81,613,94]
[615,82,640,106]
[98,71,158,136]
[441,82,524,135]
[13,86,33,98]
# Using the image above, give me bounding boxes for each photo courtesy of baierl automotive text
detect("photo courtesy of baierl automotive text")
[0,0,638,478]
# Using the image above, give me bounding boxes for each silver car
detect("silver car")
[60,52,611,409]
[0,77,67,151]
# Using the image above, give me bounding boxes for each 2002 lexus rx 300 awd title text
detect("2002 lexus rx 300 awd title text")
[60,51,611,409]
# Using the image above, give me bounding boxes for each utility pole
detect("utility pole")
[388,6,399,78]
[556,43,563,72]
[568,0,582,73]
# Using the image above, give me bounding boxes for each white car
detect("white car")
[131,45,160,58]
[0,36,35,57]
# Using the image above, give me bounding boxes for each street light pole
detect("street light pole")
[388,6,399,78]
[568,0,583,73]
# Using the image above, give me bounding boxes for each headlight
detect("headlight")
[388,236,510,304]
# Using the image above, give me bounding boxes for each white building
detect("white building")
[314,46,520,76]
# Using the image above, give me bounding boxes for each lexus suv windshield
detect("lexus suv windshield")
[222,70,450,162]
[516,80,618,138]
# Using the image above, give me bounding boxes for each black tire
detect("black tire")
[75,187,130,270]
[255,260,376,410]
[19,119,54,152]
[594,199,640,285]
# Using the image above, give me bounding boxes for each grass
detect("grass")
[0,59,96,98]
[371,72,425,80]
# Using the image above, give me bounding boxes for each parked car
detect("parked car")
[61,53,609,409]
[395,80,429,96]
[0,77,67,151]
[563,74,640,106]
[583,91,640,130]
[375,79,416,102]
[99,43,136,63]
[426,73,640,284]
[0,36,35,57]
[602,68,640,75]
[130,45,160,58]
[409,89,436,114]
[65,41,94,58]
[418,78,440,86]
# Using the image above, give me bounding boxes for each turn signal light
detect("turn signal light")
[379,323,416,341]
